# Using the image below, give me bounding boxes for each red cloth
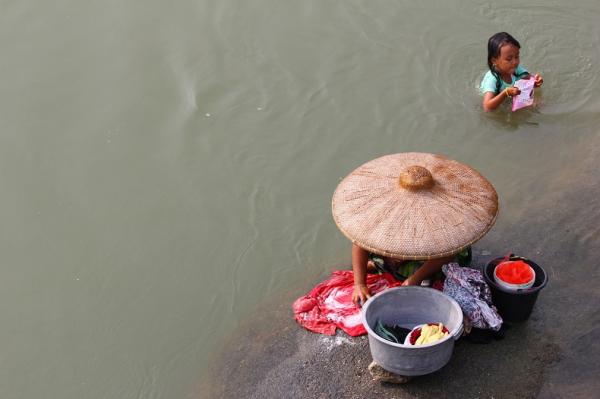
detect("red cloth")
[293,270,403,336]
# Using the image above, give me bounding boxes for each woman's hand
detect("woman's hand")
[401,276,419,286]
[352,283,371,305]
[534,74,543,88]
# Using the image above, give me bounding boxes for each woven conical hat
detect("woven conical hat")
[332,153,498,260]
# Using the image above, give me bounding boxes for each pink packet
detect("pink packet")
[512,77,535,111]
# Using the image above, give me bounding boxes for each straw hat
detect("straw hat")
[332,153,498,260]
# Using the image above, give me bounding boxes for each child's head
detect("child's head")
[487,32,521,75]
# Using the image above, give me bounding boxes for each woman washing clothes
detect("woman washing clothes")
[351,245,454,304]
[331,153,499,306]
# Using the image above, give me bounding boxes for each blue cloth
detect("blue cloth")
[442,263,502,331]
[479,65,529,95]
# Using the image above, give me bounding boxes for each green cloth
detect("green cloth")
[480,64,528,95]
[374,320,411,344]
[369,247,471,281]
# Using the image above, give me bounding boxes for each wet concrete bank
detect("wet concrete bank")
[206,258,562,399]
[205,139,600,399]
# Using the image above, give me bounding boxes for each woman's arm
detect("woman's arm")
[401,256,454,286]
[482,87,520,112]
[352,244,371,304]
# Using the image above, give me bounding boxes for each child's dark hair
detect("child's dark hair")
[487,32,524,94]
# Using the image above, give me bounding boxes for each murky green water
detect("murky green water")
[1,1,599,398]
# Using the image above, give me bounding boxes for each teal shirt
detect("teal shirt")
[479,65,529,95]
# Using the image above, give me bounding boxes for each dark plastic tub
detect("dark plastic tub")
[483,256,548,322]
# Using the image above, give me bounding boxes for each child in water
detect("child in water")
[480,32,543,112]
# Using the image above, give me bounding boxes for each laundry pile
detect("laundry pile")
[442,263,502,331]
[293,270,402,336]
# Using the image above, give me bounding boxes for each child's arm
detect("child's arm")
[352,244,371,304]
[515,63,542,87]
[482,87,521,112]
[517,72,543,88]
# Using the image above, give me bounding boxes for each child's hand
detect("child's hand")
[352,284,371,305]
[534,74,543,88]
[506,87,521,97]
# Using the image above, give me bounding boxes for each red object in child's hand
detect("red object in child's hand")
[495,260,534,284]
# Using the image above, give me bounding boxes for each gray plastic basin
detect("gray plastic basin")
[361,286,463,376]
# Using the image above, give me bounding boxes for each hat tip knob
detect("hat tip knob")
[399,165,434,190]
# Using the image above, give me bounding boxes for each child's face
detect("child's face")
[492,43,520,76]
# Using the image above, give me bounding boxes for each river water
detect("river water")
[1,1,599,398]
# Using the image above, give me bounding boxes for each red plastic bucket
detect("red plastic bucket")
[483,256,547,322]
